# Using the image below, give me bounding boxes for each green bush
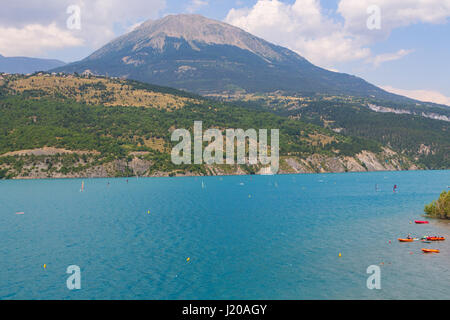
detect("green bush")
[0,168,8,179]
[425,190,450,219]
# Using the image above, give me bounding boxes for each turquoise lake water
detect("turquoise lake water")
[0,170,449,300]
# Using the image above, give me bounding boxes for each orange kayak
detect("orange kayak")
[427,237,445,241]
[422,249,440,253]
[398,238,414,242]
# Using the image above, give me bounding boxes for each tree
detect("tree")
[424,191,450,219]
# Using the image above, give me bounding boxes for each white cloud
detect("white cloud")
[0,0,166,56]
[381,85,450,106]
[338,0,450,37]
[226,0,368,67]
[0,23,83,56]
[371,49,414,67]
[127,21,145,33]
[186,0,209,13]
[72,0,167,47]
[225,0,450,68]
[325,67,339,73]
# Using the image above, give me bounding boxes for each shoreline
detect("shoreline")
[0,149,424,181]
[2,168,448,182]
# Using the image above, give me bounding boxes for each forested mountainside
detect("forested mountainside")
[0,73,422,179]
[215,93,449,170]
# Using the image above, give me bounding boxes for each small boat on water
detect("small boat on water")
[422,249,440,253]
[398,238,414,242]
[426,236,445,241]
[415,220,429,224]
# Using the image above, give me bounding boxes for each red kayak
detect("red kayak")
[427,236,445,241]
[422,249,440,253]
[415,220,429,224]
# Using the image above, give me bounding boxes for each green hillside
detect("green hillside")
[0,73,418,179]
[222,93,449,169]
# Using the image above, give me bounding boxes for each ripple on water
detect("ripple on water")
[0,171,449,299]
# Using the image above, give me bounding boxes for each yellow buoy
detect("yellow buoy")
[338,253,342,258]
[147,210,150,214]
[43,264,47,269]
[186,257,190,262]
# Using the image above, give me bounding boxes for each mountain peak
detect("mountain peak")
[138,14,234,34]
[55,14,399,100]
[88,14,288,62]
[136,14,248,46]
[139,13,218,28]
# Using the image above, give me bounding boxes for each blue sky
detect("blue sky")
[0,0,449,104]
[168,0,450,100]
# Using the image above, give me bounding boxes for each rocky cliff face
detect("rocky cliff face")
[1,147,418,180]
[279,149,418,174]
